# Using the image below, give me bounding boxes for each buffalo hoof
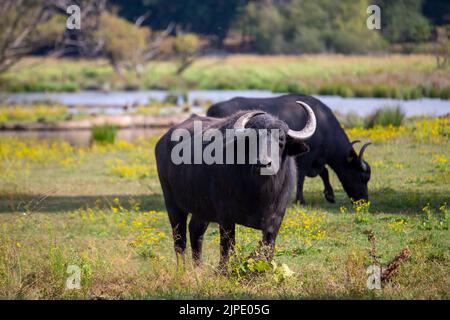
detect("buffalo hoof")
[324,190,335,203]
[192,260,202,268]
[215,265,229,276]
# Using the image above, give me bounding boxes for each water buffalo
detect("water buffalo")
[207,94,372,204]
[155,101,316,267]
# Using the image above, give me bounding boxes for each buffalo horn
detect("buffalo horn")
[287,101,317,140]
[233,111,266,129]
[351,140,361,147]
[358,142,372,171]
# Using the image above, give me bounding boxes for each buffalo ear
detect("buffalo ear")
[286,137,310,156]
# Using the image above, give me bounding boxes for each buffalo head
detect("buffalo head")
[337,140,372,201]
[232,101,316,174]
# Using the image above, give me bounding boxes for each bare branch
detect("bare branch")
[135,11,152,27]
[0,0,108,73]
[143,23,175,61]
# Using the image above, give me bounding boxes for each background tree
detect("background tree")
[171,32,200,75]
[94,13,151,76]
[110,0,246,46]
[434,26,449,68]
[108,0,447,52]
[0,0,55,72]
[239,1,286,54]
[85,11,174,77]
[378,0,432,43]
[234,0,384,54]
[324,0,386,54]
[0,0,446,63]
[0,0,106,73]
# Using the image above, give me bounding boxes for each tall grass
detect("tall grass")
[335,111,365,128]
[2,55,449,99]
[91,125,117,145]
[365,106,406,128]
[336,107,406,129]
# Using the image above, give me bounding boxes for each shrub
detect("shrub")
[402,86,422,100]
[365,106,406,128]
[171,32,200,75]
[95,13,150,75]
[373,85,391,98]
[354,86,373,98]
[440,86,450,99]
[91,125,117,145]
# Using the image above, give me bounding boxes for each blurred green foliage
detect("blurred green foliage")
[237,0,385,54]
[111,0,449,51]
[95,13,150,75]
[380,0,432,43]
[91,125,118,145]
[365,106,406,128]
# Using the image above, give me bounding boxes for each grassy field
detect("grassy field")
[0,117,449,299]
[1,55,449,99]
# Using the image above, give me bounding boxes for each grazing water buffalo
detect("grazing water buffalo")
[207,94,372,204]
[155,102,316,267]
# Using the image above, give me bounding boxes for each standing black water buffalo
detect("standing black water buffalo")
[155,101,316,267]
[207,94,372,204]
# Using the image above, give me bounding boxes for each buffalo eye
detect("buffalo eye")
[278,135,286,148]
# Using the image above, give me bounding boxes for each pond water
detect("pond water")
[1,90,449,145]
[2,90,450,117]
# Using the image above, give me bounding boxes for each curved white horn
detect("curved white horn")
[287,101,317,140]
[233,111,266,129]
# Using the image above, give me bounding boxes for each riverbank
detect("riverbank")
[0,113,190,131]
[1,55,449,99]
[1,92,449,134]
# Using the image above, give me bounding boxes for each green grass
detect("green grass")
[0,119,449,299]
[365,106,406,128]
[91,125,118,145]
[1,55,449,99]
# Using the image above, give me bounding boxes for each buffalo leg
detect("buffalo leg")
[296,171,306,204]
[218,223,235,271]
[167,204,188,268]
[189,216,209,266]
[319,167,335,203]
[261,230,278,261]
